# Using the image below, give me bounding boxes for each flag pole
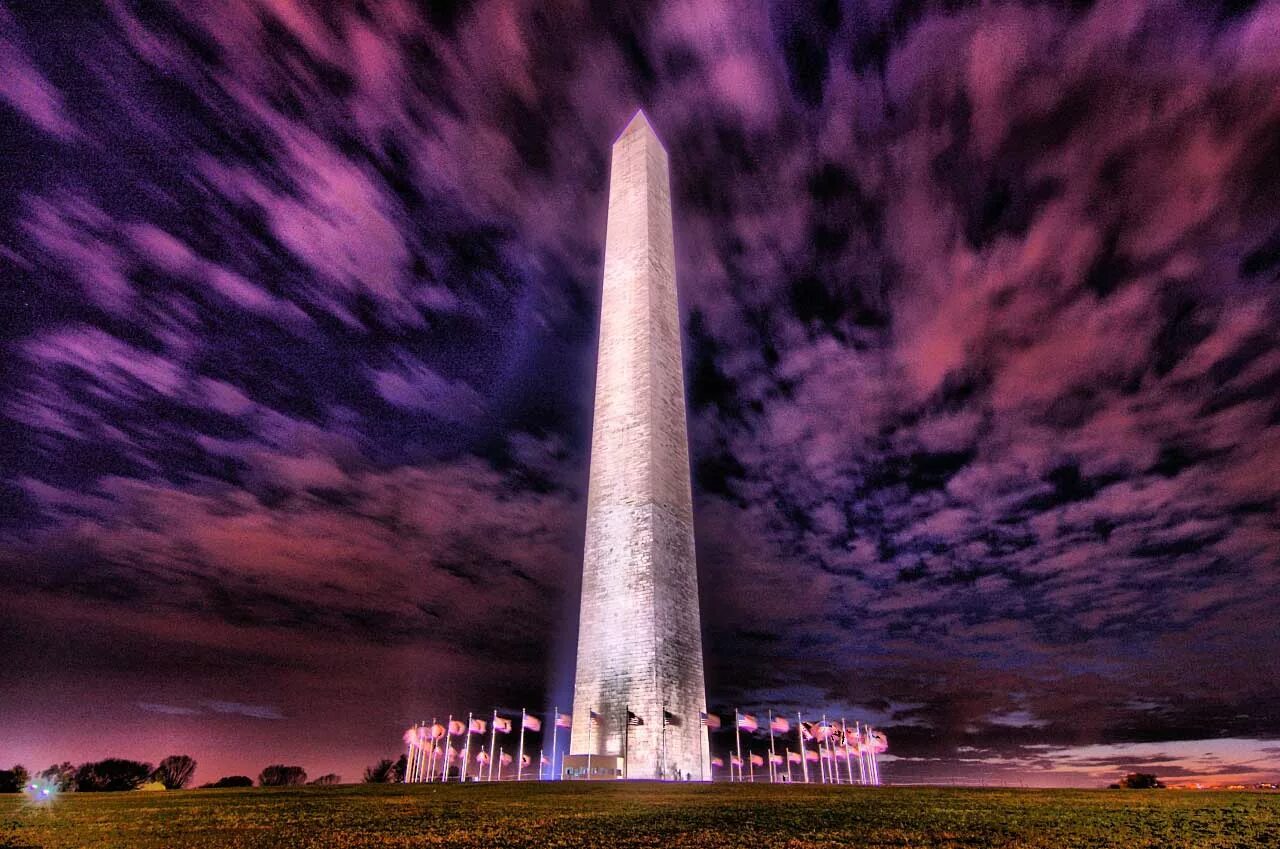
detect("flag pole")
[550,706,558,781]
[406,726,415,784]
[623,704,629,780]
[427,716,437,783]
[829,715,839,783]
[826,715,840,784]
[798,712,809,783]
[819,715,827,783]
[587,710,593,780]
[767,710,773,783]
[428,718,437,783]
[488,710,499,782]
[422,717,432,783]
[701,711,711,783]
[461,713,473,783]
[517,709,527,781]
[734,709,742,783]
[869,725,877,784]
[818,716,827,784]
[498,747,504,781]
[842,718,853,787]
[866,725,874,784]
[857,719,867,786]
[858,722,868,784]
[869,725,880,785]
[660,703,666,781]
[835,719,845,784]
[405,725,416,784]
[832,720,839,783]
[441,715,452,782]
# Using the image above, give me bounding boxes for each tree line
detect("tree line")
[0,756,196,792]
[1,753,410,792]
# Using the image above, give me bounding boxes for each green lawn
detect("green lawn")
[2,782,1276,848]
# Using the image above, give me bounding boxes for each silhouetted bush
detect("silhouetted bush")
[363,759,395,783]
[309,773,341,785]
[1110,772,1165,789]
[74,759,153,792]
[200,775,254,789]
[38,763,76,792]
[152,755,197,790]
[0,765,30,793]
[258,765,307,786]
[362,756,407,783]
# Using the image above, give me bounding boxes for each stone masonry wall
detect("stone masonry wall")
[570,112,710,780]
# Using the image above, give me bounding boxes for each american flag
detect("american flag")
[523,714,541,731]
[469,718,487,734]
[701,712,721,729]
[493,717,513,733]
[770,716,790,733]
[556,713,572,728]
[737,712,758,731]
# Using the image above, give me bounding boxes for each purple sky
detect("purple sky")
[2,0,1279,788]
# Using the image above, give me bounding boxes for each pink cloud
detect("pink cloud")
[0,9,78,139]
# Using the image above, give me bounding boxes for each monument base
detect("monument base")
[561,754,623,781]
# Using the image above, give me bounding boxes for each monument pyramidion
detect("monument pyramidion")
[565,110,711,781]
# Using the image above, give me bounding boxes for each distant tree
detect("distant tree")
[74,759,153,792]
[39,763,77,792]
[363,755,407,783]
[1112,772,1165,789]
[152,755,197,790]
[363,759,396,783]
[258,765,307,787]
[0,765,30,793]
[200,775,254,789]
[309,773,341,786]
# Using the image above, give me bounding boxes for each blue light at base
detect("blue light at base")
[24,779,58,803]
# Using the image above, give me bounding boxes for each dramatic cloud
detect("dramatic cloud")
[2,0,1278,786]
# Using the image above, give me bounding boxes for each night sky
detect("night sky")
[3,0,1279,788]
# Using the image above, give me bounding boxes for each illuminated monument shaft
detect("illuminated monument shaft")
[570,111,710,780]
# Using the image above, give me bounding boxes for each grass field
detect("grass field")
[2,782,1277,848]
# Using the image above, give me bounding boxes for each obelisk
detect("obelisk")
[569,111,710,780]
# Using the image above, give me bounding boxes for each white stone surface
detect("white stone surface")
[570,111,710,780]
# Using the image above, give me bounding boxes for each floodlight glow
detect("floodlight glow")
[23,778,59,803]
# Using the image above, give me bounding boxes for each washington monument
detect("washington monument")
[569,111,711,780]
